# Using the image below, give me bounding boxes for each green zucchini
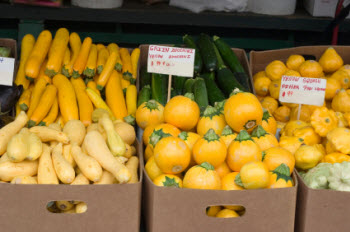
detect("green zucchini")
[171,87,177,99]
[217,67,245,97]
[213,44,225,69]
[183,34,202,74]
[183,78,195,94]
[137,85,151,107]
[173,76,187,96]
[201,73,225,105]
[201,72,215,81]
[197,34,217,72]
[213,36,251,91]
[193,77,209,112]
[152,73,168,106]
[140,66,152,88]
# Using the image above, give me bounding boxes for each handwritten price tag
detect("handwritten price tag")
[147,45,195,77]
[0,57,15,86]
[279,75,326,106]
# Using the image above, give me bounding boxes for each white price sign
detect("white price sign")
[279,75,326,106]
[0,57,15,86]
[147,45,195,77]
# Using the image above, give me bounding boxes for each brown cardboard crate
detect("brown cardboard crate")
[0,38,17,60]
[250,46,350,232]
[139,44,254,93]
[0,141,143,232]
[142,142,297,232]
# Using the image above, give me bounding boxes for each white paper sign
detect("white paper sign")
[147,45,195,77]
[0,57,15,86]
[279,75,326,106]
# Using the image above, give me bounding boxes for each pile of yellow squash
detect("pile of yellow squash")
[14,28,140,128]
[138,90,295,203]
[253,47,350,171]
[0,109,138,185]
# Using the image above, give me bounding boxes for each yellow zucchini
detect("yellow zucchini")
[121,78,130,92]
[62,47,70,66]
[96,51,118,90]
[46,28,70,77]
[97,48,109,74]
[0,112,28,155]
[75,202,87,213]
[52,143,75,184]
[62,32,81,77]
[71,145,102,182]
[72,37,92,78]
[107,43,122,71]
[83,44,97,78]
[71,78,93,126]
[28,84,57,127]
[25,30,52,80]
[131,48,140,80]
[63,144,76,167]
[11,175,37,184]
[87,80,100,97]
[83,131,131,183]
[36,59,52,84]
[15,102,21,117]
[53,74,79,122]
[38,144,59,184]
[18,88,32,111]
[126,84,137,116]
[99,114,126,157]
[40,98,58,126]
[120,48,133,82]
[94,170,115,184]
[62,120,86,146]
[29,126,70,144]
[26,77,48,118]
[86,87,115,120]
[15,34,35,89]
[106,70,127,120]
[71,173,89,185]
[96,43,105,51]
[0,159,38,182]
[126,156,139,183]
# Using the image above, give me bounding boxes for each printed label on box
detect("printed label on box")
[0,57,15,86]
[147,45,195,77]
[279,75,326,106]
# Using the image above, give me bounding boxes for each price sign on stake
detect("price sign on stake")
[279,75,326,120]
[148,45,195,102]
[0,57,15,86]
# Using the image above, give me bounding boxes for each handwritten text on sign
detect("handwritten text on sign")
[147,45,195,77]
[0,57,15,86]
[279,75,326,106]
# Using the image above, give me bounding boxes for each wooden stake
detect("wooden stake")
[297,104,302,120]
[167,74,172,102]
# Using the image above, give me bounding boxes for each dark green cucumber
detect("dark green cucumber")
[213,43,225,69]
[201,72,215,81]
[193,77,209,112]
[137,85,151,107]
[183,34,202,74]
[140,66,152,88]
[173,76,187,96]
[152,73,168,106]
[213,36,251,91]
[183,79,195,94]
[201,73,225,105]
[217,67,245,97]
[197,34,217,72]
[171,88,177,99]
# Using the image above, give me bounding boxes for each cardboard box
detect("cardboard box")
[0,38,17,60]
[0,141,143,232]
[250,46,350,232]
[304,0,337,17]
[143,162,297,232]
[139,44,254,94]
